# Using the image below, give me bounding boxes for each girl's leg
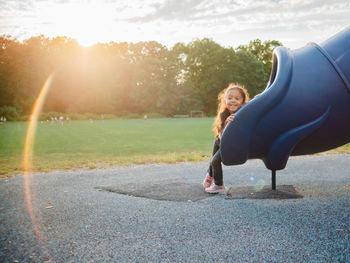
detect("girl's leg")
[207,139,220,176]
[210,149,223,186]
[203,139,220,188]
[205,147,226,193]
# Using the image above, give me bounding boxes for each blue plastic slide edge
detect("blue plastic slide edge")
[310,42,350,93]
[220,46,293,165]
[263,106,331,170]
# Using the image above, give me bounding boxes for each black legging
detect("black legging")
[207,139,223,186]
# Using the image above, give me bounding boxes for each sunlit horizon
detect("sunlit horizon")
[1,0,349,50]
[29,1,122,47]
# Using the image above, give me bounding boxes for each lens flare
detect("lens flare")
[253,179,265,192]
[23,73,54,258]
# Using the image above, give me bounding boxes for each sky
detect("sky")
[0,0,349,49]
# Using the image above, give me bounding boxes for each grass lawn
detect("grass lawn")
[0,118,349,177]
[0,118,215,176]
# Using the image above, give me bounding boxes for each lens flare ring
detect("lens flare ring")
[23,74,54,259]
[253,179,266,192]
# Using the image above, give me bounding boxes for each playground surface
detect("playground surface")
[1,154,349,262]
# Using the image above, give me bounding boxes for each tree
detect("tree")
[0,35,17,108]
[182,38,236,115]
[236,39,282,83]
[0,34,283,118]
[180,38,267,115]
[234,51,267,96]
[157,42,203,116]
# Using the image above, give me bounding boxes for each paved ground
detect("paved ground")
[1,154,349,262]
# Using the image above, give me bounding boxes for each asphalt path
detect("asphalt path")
[1,154,349,262]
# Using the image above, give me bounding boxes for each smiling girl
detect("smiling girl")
[203,83,250,193]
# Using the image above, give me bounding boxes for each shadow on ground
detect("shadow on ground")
[97,179,212,202]
[97,179,303,201]
[226,185,303,199]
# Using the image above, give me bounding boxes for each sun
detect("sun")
[40,1,115,47]
[75,33,100,48]
[35,1,150,47]
[67,3,113,47]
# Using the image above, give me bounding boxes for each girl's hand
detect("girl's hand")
[225,114,235,125]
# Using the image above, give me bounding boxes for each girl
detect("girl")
[203,83,250,193]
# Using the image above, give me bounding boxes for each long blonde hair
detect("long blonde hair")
[214,83,250,140]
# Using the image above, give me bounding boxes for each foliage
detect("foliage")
[143,112,164,119]
[38,112,116,121]
[0,106,19,121]
[103,114,117,120]
[85,113,100,120]
[122,113,145,119]
[0,35,281,118]
[67,113,88,120]
[236,39,283,83]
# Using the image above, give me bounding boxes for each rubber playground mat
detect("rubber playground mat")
[97,180,303,201]
[226,185,303,199]
[97,179,212,202]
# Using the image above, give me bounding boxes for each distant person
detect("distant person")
[202,83,250,193]
[101,114,104,122]
[144,115,148,121]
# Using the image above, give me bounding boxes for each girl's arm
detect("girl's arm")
[224,114,235,126]
[220,114,235,137]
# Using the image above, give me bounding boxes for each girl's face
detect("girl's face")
[225,89,244,114]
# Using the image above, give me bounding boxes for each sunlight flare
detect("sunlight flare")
[23,73,54,258]
[38,1,118,47]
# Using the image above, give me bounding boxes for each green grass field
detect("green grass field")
[0,118,215,176]
[0,118,349,177]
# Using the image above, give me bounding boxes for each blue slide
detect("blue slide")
[220,27,350,188]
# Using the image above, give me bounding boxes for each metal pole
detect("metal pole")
[272,170,276,190]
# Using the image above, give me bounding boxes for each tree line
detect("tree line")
[0,35,282,120]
